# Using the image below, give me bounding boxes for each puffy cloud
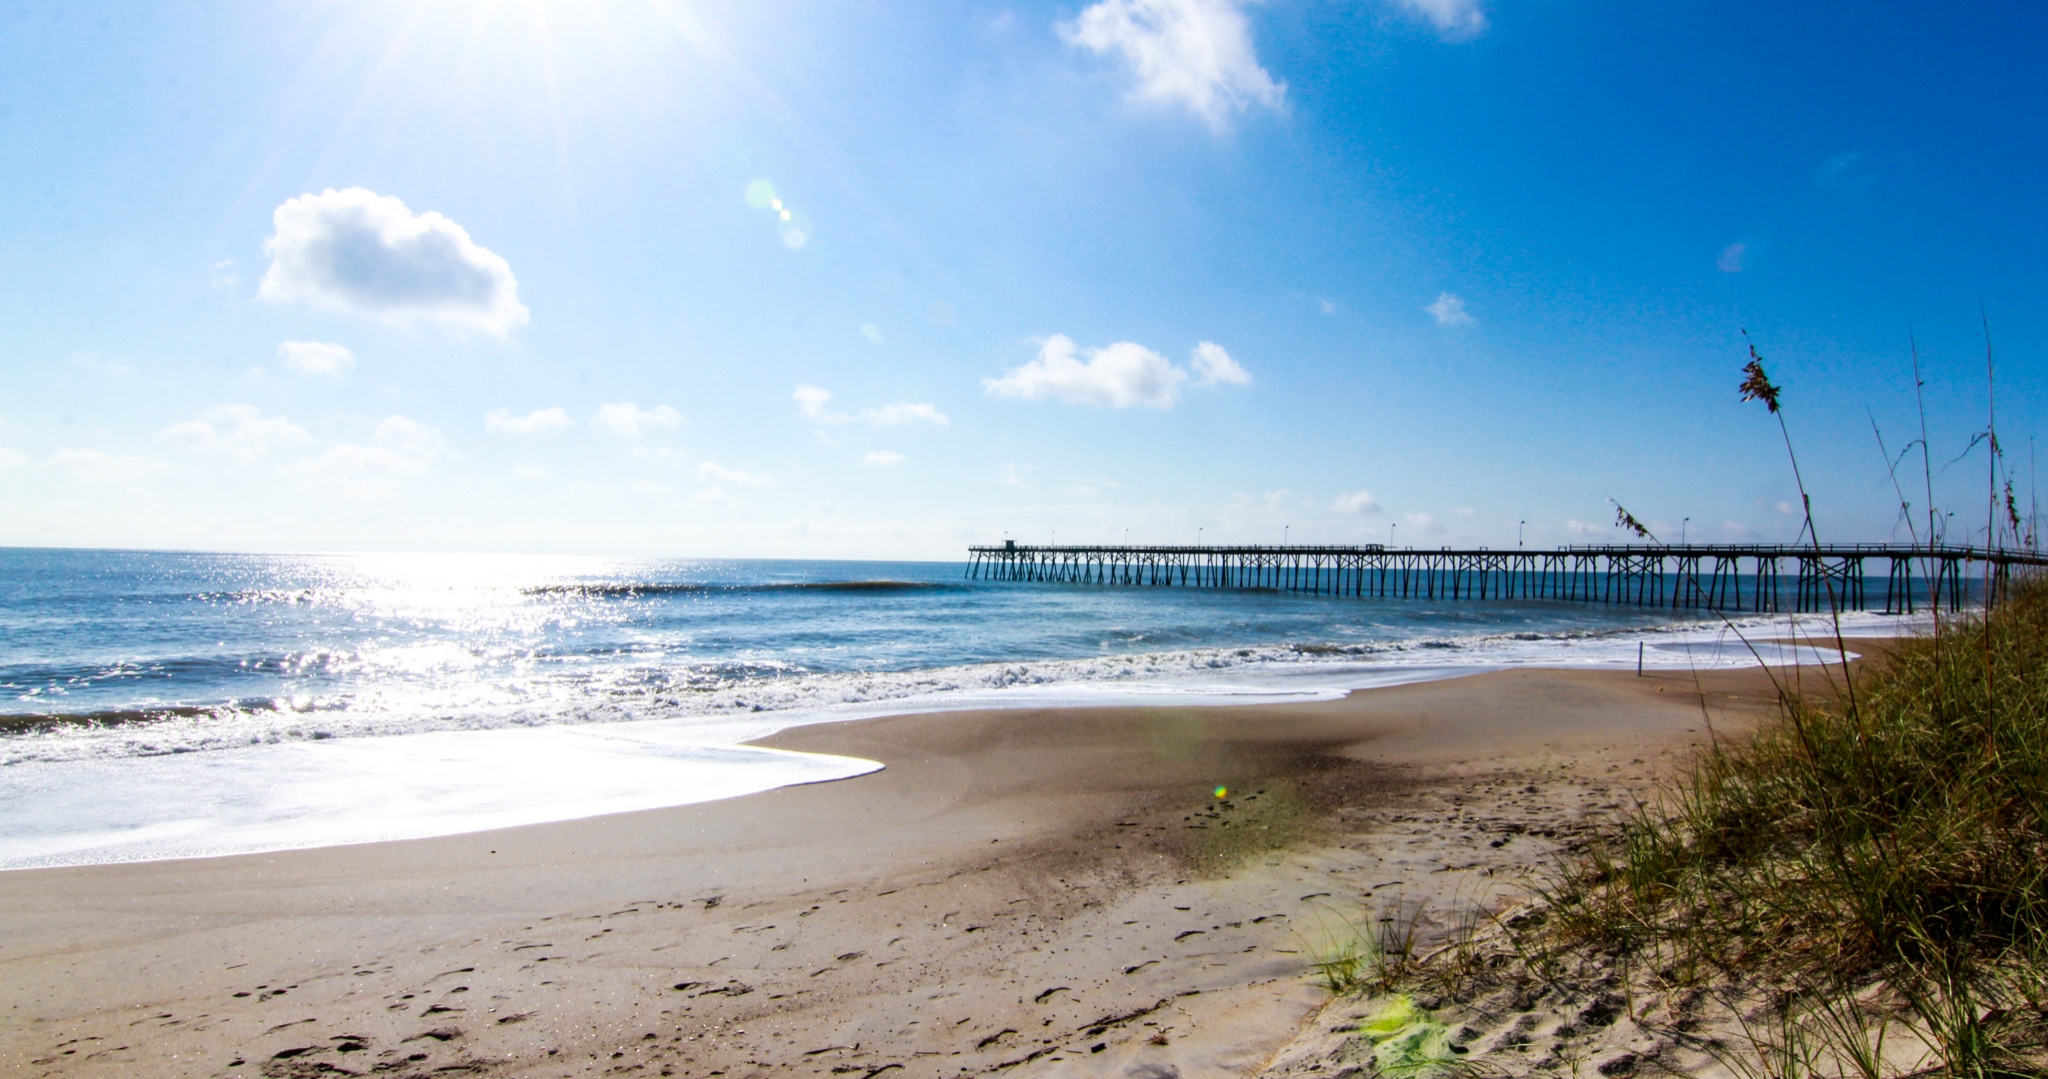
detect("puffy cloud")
[865,450,906,466]
[984,335,1251,409]
[1331,490,1381,514]
[984,336,1182,408]
[596,402,682,437]
[1425,292,1473,326]
[863,402,950,426]
[793,386,950,426]
[258,188,528,334]
[1718,243,1748,273]
[861,322,885,345]
[1404,511,1446,533]
[0,448,27,469]
[373,415,443,455]
[697,461,772,486]
[1392,0,1487,39]
[1061,0,1285,131]
[281,415,443,498]
[486,407,573,434]
[45,449,167,484]
[1189,341,1250,385]
[794,384,836,421]
[69,352,134,376]
[277,340,355,375]
[157,405,313,460]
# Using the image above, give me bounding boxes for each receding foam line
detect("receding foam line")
[0,724,880,871]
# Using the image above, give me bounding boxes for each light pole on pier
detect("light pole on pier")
[1682,517,1690,545]
[1519,520,1526,548]
[1284,525,1290,546]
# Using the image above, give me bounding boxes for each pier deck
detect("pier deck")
[965,542,2048,613]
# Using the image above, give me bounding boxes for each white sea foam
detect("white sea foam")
[0,724,879,870]
[3,608,1918,766]
[0,607,1913,870]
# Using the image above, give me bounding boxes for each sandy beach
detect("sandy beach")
[0,660,1813,1079]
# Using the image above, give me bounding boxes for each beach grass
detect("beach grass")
[1520,575,2048,1076]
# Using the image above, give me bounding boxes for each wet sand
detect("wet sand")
[0,662,1803,1078]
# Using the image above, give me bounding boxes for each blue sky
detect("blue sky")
[1,0,2041,558]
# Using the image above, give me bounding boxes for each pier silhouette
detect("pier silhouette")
[966,542,2048,613]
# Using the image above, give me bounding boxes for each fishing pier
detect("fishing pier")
[965,542,2048,613]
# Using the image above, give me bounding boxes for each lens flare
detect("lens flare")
[746,179,810,249]
[1213,785,1228,799]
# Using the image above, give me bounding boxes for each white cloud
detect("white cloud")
[1453,507,1475,516]
[157,405,313,461]
[1061,0,1285,131]
[211,259,239,291]
[794,386,950,426]
[596,402,682,438]
[514,466,550,479]
[1189,341,1250,386]
[984,335,1187,409]
[0,447,27,469]
[277,340,355,375]
[865,450,906,466]
[861,322,885,345]
[69,352,135,376]
[1320,298,1338,315]
[1815,150,1863,188]
[1425,292,1473,326]
[373,415,443,455]
[1404,511,1446,533]
[1331,490,1381,514]
[697,461,772,486]
[1777,500,1795,515]
[863,402,950,426]
[697,486,729,504]
[258,188,528,335]
[280,416,443,498]
[984,336,1249,408]
[45,449,168,484]
[1567,518,1594,535]
[1718,243,1748,273]
[794,385,836,421]
[1392,0,1487,39]
[486,407,573,434]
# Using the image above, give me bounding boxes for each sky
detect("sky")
[1,0,2043,559]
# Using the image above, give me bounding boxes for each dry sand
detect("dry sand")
[0,662,1806,1079]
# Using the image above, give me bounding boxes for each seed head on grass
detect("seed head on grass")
[1609,499,1659,543]
[1740,347,1783,414]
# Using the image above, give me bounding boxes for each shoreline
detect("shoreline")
[0,659,1818,1078]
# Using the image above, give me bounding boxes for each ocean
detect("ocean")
[0,547,1899,869]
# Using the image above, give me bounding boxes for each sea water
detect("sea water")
[0,548,1906,868]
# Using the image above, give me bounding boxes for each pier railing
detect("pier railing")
[964,542,2048,613]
